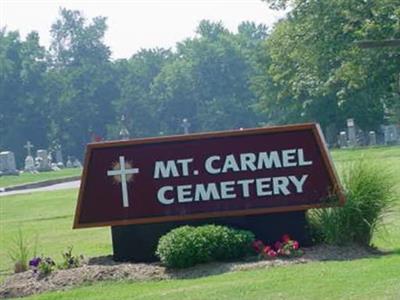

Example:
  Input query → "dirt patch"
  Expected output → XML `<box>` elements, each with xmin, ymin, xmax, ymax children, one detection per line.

<box><xmin>0</xmin><ymin>245</ymin><xmax>382</xmax><ymax>299</ymax></box>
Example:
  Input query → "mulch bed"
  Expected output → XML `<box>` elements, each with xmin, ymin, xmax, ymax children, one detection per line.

<box><xmin>0</xmin><ymin>245</ymin><xmax>383</xmax><ymax>299</ymax></box>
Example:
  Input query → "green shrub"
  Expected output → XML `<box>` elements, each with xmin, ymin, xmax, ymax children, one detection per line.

<box><xmin>58</xmin><ymin>247</ymin><xmax>84</xmax><ymax>270</ymax></box>
<box><xmin>38</xmin><ymin>257</ymin><xmax>56</xmax><ymax>276</ymax></box>
<box><xmin>307</xmin><ymin>160</ymin><xmax>395</xmax><ymax>246</ymax></box>
<box><xmin>156</xmin><ymin>225</ymin><xmax>255</xmax><ymax>268</ymax></box>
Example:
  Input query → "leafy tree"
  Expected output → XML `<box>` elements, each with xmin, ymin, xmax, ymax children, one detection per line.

<box><xmin>3</xmin><ymin>2</ymin><xmax>397</xmax><ymax>165</ymax></box>
<box><xmin>257</xmin><ymin>0</ymin><xmax>400</xmax><ymax>137</ymax></box>
<box><xmin>47</xmin><ymin>8</ymin><xmax>118</xmax><ymax>157</ymax></box>
<box><xmin>151</xmin><ymin>57</ymin><xmax>196</xmax><ymax>134</ymax></box>
<box><xmin>50</xmin><ymin>8</ymin><xmax>110</xmax><ymax>67</ymax></box>
<box><xmin>110</xmin><ymin>49</ymin><xmax>172</xmax><ymax>138</ymax></box>
<box><xmin>152</xmin><ymin>20</ymin><xmax>266</xmax><ymax>134</ymax></box>
<box><xmin>0</xmin><ymin>29</ymin><xmax>49</xmax><ymax>165</ymax></box>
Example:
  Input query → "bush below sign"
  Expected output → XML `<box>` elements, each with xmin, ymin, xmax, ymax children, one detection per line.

<box><xmin>156</xmin><ymin>225</ymin><xmax>255</xmax><ymax>268</ymax></box>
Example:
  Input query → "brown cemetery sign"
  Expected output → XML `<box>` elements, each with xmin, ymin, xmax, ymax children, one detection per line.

<box><xmin>74</xmin><ymin>123</ymin><xmax>344</xmax><ymax>229</ymax></box>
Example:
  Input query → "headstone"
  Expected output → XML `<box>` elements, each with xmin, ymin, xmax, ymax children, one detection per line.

<box><xmin>24</xmin><ymin>155</ymin><xmax>36</xmax><ymax>172</ymax></box>
<box><xmin>0</xmin><ymin>151</ymin><xmax>18</xmax><ymax>175</ymax></box>
<box><xmin>338</xmin><ymin>131</ymin><xmax>347</xmax><ymax>148</ymax></box>
<box><xmin>347</xmin><ymin>118</ymin><xmax>357</xmax><ymax>147</ymax></box>
<box><xmin>119</xmin><ymin>115</ymin><xmax>130</xmax><ymax>140</ymax></box>
<box><xmin>66</xmin><ymin>157</ymin><xmax>73</xmax><ymax>168</ymax></box>
<box><xmin>382</xmin><ymin>125</ymin><xmax>399</xmax><ymax>145</ymax></box>
<box><xmin>51</xmin><ymin>163</ymin><xmax>61</xmax><ymax>171</ymax></box>
<box><xmin>73</xmin><ymin>159</ymin><xmax>82</xmax><ymax>168</ymax></box>
<box><xmin>36</xmin><ymin>149</ymin><xmax>51</xmax><ymax>172</ymax></box>
<box><xmin>55</xmin><ymin>149</ymin><xmax>64</xmax><ymax>168</ymax></box>
<box><xmin>369</xmin><ymin>131</ymin><xmax>377</xmax><ymax>146</ymax></box>
<box><xmin>74</xmin><ymin>123</ymin><xmax>345</xmax><ymax>262</ymax></box>
<box><xmin>181</xmin><ymin>118</ymin><xmax>191</xmax><ymax>135</ymax></box>
<box><xmin>23</xmin><ymin>141</ymin><xmax>36</xmax><ymax>172</ymax></box>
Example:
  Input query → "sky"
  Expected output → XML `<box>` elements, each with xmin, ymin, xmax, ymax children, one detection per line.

<box><xmin>1</xmin><ymin>0</ymin><xmax>287</xmax><ymax>59</ymax></box>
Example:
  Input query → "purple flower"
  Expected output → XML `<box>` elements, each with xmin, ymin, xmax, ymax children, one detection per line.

<box><xmin>29</xmin><ymin>257</ymin><xmax>41</xmax><ymax>268</ymax></box>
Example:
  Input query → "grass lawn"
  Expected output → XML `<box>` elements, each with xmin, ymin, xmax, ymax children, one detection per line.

<box><xmin>0</xmin><ymin>146</ymin><xmax>399</xmax><ymax>299</ymax></box>
<box><xmin>0</xmin><ymin>189</ymin><xmax>111</xmax><ymax>281</ymax></box>
<box><xmin>24</xmin><ymin>255</ymin><xmax>400</xmax><ymax>300</ymax></box>
<box><xmin>0</xmin><ymin>168</ymin><xmax>81</xmax><ymax>188</ymax></box>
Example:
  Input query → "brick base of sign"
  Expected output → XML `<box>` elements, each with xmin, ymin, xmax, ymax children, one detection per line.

<box><xmin>111</xmin><ymin>211</ymin><xmax>311</xmax><ymax>262</ymax></box>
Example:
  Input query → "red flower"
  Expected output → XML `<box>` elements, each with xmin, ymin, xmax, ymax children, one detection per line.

<box><xmin>263</xmin><ymin>245</ymin><xmax>272</xmax><ymax>254</ymax></box>
<box><xmin>252</xmin><ymin>240</ymin><xmax>264</xmax><ymax>252</ymax></box>
<box><xmin>267</xmin><ymin>249</ymin><xmax>277</xmax><ymax>257</ymax></box>
<box><xmin>281</xmin><ymin>234</ymin><xmax>291</xmax><ymax>243</ymax></box>
<box><xmin>293</xmin><ymin>241</ymin><xmax>299</xmax><ymax>250</ymax></box>
<box><xmin>274</xmin><ymin>241</ymin><xmax>282</xmax><ymax>251</ymax></box>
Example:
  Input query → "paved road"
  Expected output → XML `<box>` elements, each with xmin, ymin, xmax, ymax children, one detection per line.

<box><xmin>0</xmin><ymin>180</ymin><xmax>81</xmax><ymax>197</ymax></box>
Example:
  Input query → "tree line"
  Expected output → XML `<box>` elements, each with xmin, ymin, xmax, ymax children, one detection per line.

<box><xmin>1</xmin><ymin>0</ymin><xmax>399</xmax><ymax>165</ymax></box>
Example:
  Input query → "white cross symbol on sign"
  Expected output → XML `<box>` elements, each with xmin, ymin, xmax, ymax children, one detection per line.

<box><xmin>107</xmin><ymin>156</ymin><xmax>139</xmax><ymax>208</ymax></box>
